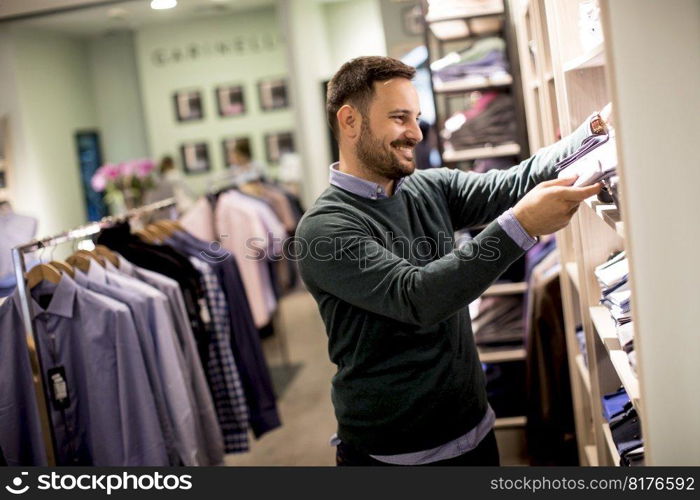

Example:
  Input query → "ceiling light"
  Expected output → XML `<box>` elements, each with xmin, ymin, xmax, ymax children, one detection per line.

<box><xmin>150</xmin><ymin>0</ymin><xmax>177</xmax><ymax>10</ymax></box>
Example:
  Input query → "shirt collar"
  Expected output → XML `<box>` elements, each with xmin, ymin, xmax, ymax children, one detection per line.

<box><xmin>328</xmin><ymin>163</ymin><xmax>406</xmax><ymax>200</ymax></box>
<box><xmin>26</xmin><ymin>273</ymin><xmax>78</xmax><ymax>319</ymax></box>
<box><xmin>86</xmin><ymin>260</ymin><xmax>108</xmax><ymax>285</ymax></box>
<box><xmin>115</xmin><ymin>254</ymin><xmax>136</xmax><ymax>277</ymax></box>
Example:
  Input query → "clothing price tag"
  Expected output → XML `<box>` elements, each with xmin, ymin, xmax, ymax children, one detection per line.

<box><xmin>47</xmin><ymin>366</ymin><xmax>70</xmax><ymax>410</ymax></box>
<box><xmin>199</xmin><ymin>298</ymin><xmax>212</xmax><ymax>325</ymax></box>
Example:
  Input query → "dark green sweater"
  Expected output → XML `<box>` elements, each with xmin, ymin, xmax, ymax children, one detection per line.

<box><xmin>296</xmin><ymin>122</ymin><xmax>591</xmax><ymax>455</ymax></box>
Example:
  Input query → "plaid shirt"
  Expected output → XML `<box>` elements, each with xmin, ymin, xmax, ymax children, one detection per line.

<box><xmin>189</xmin><ymin>257</ymin><xmax>250</xmax><ymax>453</ymax></box>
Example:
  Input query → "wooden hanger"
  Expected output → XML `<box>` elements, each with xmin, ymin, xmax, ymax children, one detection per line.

<box><xmin>66</xmin><ymin>253</ymin><xmax>91</xmax><ymax>273</ymax></box>
<box><xmin>75</xmin><ymin>249</ymin><xmax>105</xmax><ymax>267</ymax></box>
<box><xmin>25</xmin><ymin>263</ymin><xmax>62</xmax><ymax>289</ymax></box>
<box><xmin>50</xmin><ymin>260</ymin><xmax>74</xmax><ymax>278</ymax></box>
<box><xmin>134</xmin><ymin>227</ymin><xmax>159</xmax><ymax>243</ymax></box>
<box><xmin>146</xmin><ymin>223</ymin><xmax>171</xmax><ymax>241</ymax></box>
<box><xmin>94</xmin><ymin>245</ymin><xmax>119</xmax><ymax>268</ymax></box>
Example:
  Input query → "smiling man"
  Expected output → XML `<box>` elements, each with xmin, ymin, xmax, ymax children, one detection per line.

<box><xmin>296</xmin><ymin>56</ymin><xmax>606</xmax><ymax>466</ymax></box>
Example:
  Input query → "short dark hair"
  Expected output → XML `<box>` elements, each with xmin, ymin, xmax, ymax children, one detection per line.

<box><xmin>326</xmin><ymin>56</ymin><xmax>416</xmax><ymax>139</ymax></box>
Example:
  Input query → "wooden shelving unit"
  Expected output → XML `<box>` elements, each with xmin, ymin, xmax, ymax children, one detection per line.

<box><xmin>443</xmin><ymin>142</ymin><xmax>521</xmax><ymax>162</ymax></box>
<box><xmin>511</xmin><ymin>0</ymin><xmax>700</xmax><ymax>466</ymax></box>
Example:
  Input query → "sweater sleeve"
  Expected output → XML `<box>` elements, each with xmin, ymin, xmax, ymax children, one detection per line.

<box><xmin>442</xmin><ymin>117</ymin><xmax>596</xmax><ymax>229</ymax></box>
<box><xmin>297</xmin><ymin>211</ymin><xmax>525</xmax><ymax>328</ymax></box>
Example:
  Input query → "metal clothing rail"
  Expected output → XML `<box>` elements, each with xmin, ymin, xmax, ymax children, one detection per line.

<box><xmin>10</xmin><ymin>197</ymin><xmax>176</xmax><ymax>466</ymax></box>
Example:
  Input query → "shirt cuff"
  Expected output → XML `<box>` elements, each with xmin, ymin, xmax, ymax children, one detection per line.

<box><xmin>497</xmin><ymin>209</ymin><xmax>538</xmax><ymax>251</ymax></box>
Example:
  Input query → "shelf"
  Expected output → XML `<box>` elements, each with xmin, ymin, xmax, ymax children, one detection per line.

<box><xmin>564</xmin><ymin>262</ymin><xmax>580</xmax><ymax>292</ymax></box>
<box><xmin>494</xmin><ymin>416</ymin><xmax>526</xmax><ymax>429</ymax></box>
<box><xmin>589</xmin><ymin>306</ymin><xmax>621</xmax><ymax>350</ymax></box>
<box><xmin>478</xmin><ymin>347</ymin><xmax>526</xmax><ymax>363</ymax></box>
<box><xmin>544</xmin><ymin>71</ymin><xmax>554</xmax><ymax>82</ymax></box>
<box><xmin>589</xmin><ymin>307</ymin><xmax>641</xmax><ymax>409</ymax></box>
<box><xmin>427</xmin><ymin>8</ymin><xmax>504</xmax><ymax>24</ymax></box>
<box><xmin>433</xmin><ymin>74</ymin><xmax>513</xmax><ymax>93</ymax></box>
<box><xmin>583</xmin><ymin>196</ymin><xmax>625</xmax><ymax>239</ymax></box>
<box><xmin>529</xmin><ymin>79</ymin><xmax>540</xmax><ymax>91</ymax></box>
<box><xmin>483</xmin><ymin>281</ymin><xmax>528</xmax><ymax>296</ymax></box>
<box><xmin>575</xmin><ymin>354</ymin><xmax>591</xmax><ymax>393</ymax></box>
<box><xmin>601</xmin><ymin>422</ymin><xmax>621</xmax><ymax>464</ymax></box>
<box><xmin>443</xmin><ymin>142</ymin><xmax>521</xmax><ymax>162</ymax></box>
<box><xmin>563</xmin><ymin>43</ymin><xmax>605</xmax><ymax>72</ymax></box>
<box><xmin>584</xmin><ymin>445</ymin><xmax>598</xmax><ymax>466</ymax></box>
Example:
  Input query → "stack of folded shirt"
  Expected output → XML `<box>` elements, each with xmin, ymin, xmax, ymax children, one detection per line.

<box><xmin>442</xmin><ymin>92</ymin><xmax>517</xmax><ymax>149</ymax></box>
<box><xmin>427</xmin><ymin>0</ymin><xmax>504</xmax><ymax>22</ymax></box>
<box><xmin>595</xmin><ymin>252</ymin><xmax>639</xmax><ymax>372</ymax></box>
<box><xmin>594</xmin><ymin>251</ymin><xmax>631</xmax><ymax>325</ymax></box>
<box><xmin>601</xmin><ymin>388</ymin><xmax>644</xmax><ymax>465</ymax></box>
<box><xmin>471</xmin><ymin>295</ymin><xmax>525</xmax><ymax>349</ymax></box>
<box><xmin>431</xmin><ymin>37</ymin><xmax>511</xmax><ymax>87</ymax></box>
<box><xmin>556</xmin><ymin>130</ymin><xmax>617</xmax><ymax>187</ymax></box>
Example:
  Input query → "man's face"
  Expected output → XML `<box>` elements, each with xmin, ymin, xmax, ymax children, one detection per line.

<box><xmin>354</xmin><ymin>78</ymin><xmax>423</xmax><ymax>180</ymax></box>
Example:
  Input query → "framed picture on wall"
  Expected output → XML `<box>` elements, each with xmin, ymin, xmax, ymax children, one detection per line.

<box><xmin>265</xmin><ymin>132</ymin><xmax>295</xmax><ymax>164</ymax></box>
<box><xmin>258</xmin><ymin>78</ymin><xmax>289</xmax><ymax>111</ymax></box>
<box><xmin>173</xmin><ymin>89</ymin><xmax>204</xmax><ymax>122</ymax></box>
<box><xmin>180</xmin><ymin>141</ymin><xmax>211</xmax><ymax>174</ymax></box>
<box><xmin>222</xmin><ymin>136</ymin><xmax>252</xmax><ymax>168</ymax></box>
<box><xmin>216</xmin><ymin>85</ymin><xmax>246</xmax><ymax>117</ymax></box>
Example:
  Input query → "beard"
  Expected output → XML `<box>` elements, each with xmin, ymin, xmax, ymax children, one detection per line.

<box><xmin>355</xmin><ymin>120</ymin><xmax>416</xmax><ymax>181</ymax></box>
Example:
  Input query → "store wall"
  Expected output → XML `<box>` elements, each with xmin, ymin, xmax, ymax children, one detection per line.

<box><xmin>88</xmin><ymin>31</ymin><xmax>149</xmax><ymax>164</ymax></box>
<box><xmin>9</xmin><ymin>29</ymin><xmax>97</xmax><ymax>236</ymax></box>
<box><xmin>135</xmin><ymin>6</ymin><xmax>294</xmax><ymax>195</ymax></box>
<box><xmin>378</xmin><ymin>0</ymin><xmax>423</xmax><ymax>59</ymax></box>
<box><xmin>323</xmin><ymin>0</ymin><xmax>387</xmax><ymax>68</ymax></box>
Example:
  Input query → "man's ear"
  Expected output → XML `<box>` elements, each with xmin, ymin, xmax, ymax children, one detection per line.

<box><xmin>337</xmin><ymin>104</ymin><xmax>361</xmax><ymax>140</ymax></box>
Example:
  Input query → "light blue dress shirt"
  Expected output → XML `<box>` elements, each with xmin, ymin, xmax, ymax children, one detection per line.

<box><xmin>101</xmin><ymin>258</ymin><xmax>206</xmax><ymax>466</ymax></box>
<box><xmin>113</xmin><ymin>256</ymin><xmax>225</xmax><ymax>466</ymax></box>
<box><xmin>72</xmin><ymin>265</ymin><xmax>179</xmax><ymax>465</ymax></box>
<box><xmin>0</xmin><ymin>294</ymin><xmax>48</xmax><ymax>465</ymax></box>
<box><xmin>3</xmin><ymin>275</ymin><xmax>168</xmax><ymax>465</ymax></box>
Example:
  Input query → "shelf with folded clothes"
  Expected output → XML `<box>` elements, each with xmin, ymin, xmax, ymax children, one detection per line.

<box><xmin>478</xmin><ymin>347</ymin><xmax>526</xmax><ymax>363</ymax></box>
<box><xmin>443</xmin><ymin>142</ymin><xmax>521</xmax><ymax>162</ymax></box>
<box><xmin>426</xmin><ymin>7</ymin><xmax>505</xmax><ymax>25</ymax></box>
<box><xmin>601</xmin><ymin>422</ymin><xmax>621</xmax><ymax>464</ymax></box>
<box><xmin>428</xmin><ymin>10</ymin><xmax>505</xmax><ymax>42</ymax></box>
<box><xmin>582</xmin><ymin>196</ymin><xmax>625</xmax><ymax>239</ymax></box>
<box><xmin>482</xmin><ymin>281</ymin><xmax>528</xmax><ymax>296</ymax></box>
<box><xmin>433</xmin><ymin>74</ymin><xmax>513</xmax><ymax>93</ymax></box>
<box><xmin>589</xmin><ymin>306</ymin><xmax>640</xmax><ymax>411</ymax></box>
<box><xmin>563</xmin><ymin>42</ymin><xmax>605</xmax><ymax>73</ymax></box>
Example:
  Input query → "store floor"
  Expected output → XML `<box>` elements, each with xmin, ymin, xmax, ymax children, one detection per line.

<box><xmin>225</xmin><ymin>289</ymin><xmax>337</xmax><ymax>466</ymax></box>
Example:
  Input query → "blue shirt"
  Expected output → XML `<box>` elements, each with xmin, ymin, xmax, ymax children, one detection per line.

<box><xmin>1</xmin><ymin>275</ymin><xmax>168</xmax><ymax>465</ymax></box>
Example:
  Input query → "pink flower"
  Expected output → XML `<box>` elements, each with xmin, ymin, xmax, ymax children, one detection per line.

<box><xmin>91</xmin><ymin>170</ymin><xmax>107</xmax><ymax>192</ymax></box>
<box><xmin>101</xmin><ymin>163</ymin><xmax>121</xmax><ymax>181</ymax></box>
<box><xmin>134</xmin><ymin>158</ymin><xmax>156</xmax><ymax>179</ymax></box>
<box><xmin>120</xmin><ymin>160</ymin><xmax>136</xmax><ymax>177</ymax></box>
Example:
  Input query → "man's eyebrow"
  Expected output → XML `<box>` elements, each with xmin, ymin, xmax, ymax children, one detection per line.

<box><xmin>388</xmin><ymin>109</ymin><xmax>422</xmax><ymax>116</ymax></box>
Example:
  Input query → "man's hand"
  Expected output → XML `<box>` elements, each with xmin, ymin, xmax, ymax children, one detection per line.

<box><xmin>512</xmin><ymin>177</ymin><xmax>602</xmax><ymax>237</ymax></box>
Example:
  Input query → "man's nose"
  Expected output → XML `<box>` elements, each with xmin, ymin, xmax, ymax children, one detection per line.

<box><xmin>406</xmin><ymin>120</ymin><xmax>423</xmax><ymax>143</ymax></box>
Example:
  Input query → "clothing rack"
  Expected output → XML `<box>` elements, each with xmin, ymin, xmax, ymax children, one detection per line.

<box><xmin>10</xmin><ymin>197</ymin><xmax>176</xmax><ymax>466</ymax></box>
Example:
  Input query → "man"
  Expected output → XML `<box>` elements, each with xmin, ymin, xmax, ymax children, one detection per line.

<box><xmin>296</xmin><ymin>56</ymin><xmax>607</xmax><ymax>466</ymax></box>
